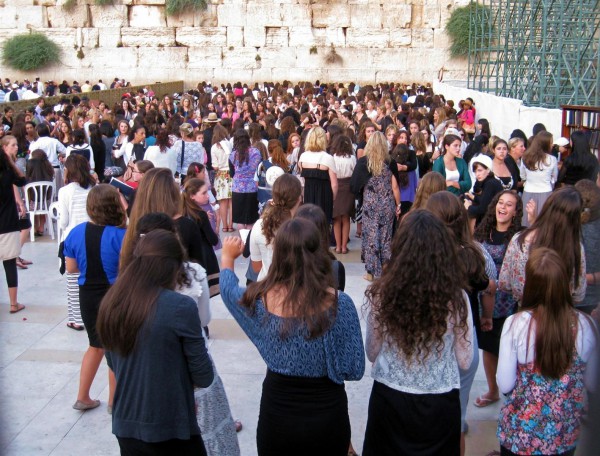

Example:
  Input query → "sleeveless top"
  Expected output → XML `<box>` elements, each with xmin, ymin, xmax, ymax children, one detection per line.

<box><xmin>481</xmin><ymin>229</ymin><xmax>518</xmax><ymax>318</ymax></box>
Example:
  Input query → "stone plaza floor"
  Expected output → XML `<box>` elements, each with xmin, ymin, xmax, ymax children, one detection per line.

<box><xmin>1</xmin><ymin>231</ymin><xmax>504</xmax><ymax>456</ymax></box>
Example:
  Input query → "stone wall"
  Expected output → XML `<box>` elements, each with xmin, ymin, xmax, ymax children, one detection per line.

<box><xmin>0</xmin><ymin>0</ymin><xmax>469</xmax><ymax>86</ymax></box>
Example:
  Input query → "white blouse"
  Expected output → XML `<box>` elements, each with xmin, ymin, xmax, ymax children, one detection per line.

<box><xmin>522</xmin><ymin>154</ymin><xmax>558</xmax><ymax>193</ymax></box>
<box><xmin>333</xmin><ymin>155</ymin><xmax>357</xmax><ymax>179</ymax></box>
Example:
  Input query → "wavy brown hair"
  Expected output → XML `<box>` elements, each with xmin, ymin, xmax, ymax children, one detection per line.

<box><xmin>411</xmin><ymin>171</ymin><xmax>446</xmax><ymax>210</ymax></box>
<box><xmin>474</xmin><ymin>190</ymin><xmax>523</xmax><ymax>246</ymax></box>
<box><xmin>86</xmin><ymin>184</ymin><xmax>126</xmax><ymax>228</ymax></box>
<box><xmin>120</xmin><ymin>168</ymin><xmax>181</xmax><ymax>270</ymax></box>
<box><xmin>242</xmin><ymin>217</ymin><xmax>336</xmax><ymax>339</ymax></box>
<box><xmin>575</xmin><ymin>179</ymin><xmax>600</xmax><ymax>225</ymax></box>
<box><xmin>97</xmin><ymin>230</ymin><xmax>185</xmax><ymax>356</ymax></box>
<box><xmin>261</xmin><ymin>174</ymin><xmax>301</xmax><ymax>244</ymax></box>
<box><xmin>267</xmin><ymin>139</ymin><xmax>290</xmax><ymax>171</ymax></box>
<box><xmin>365</xmin><ymin>210</ymin><xmax>469</xmax><ymax>361</ymax></box>
<box><xmin>518</xmin><ymin>186</ymin><xmax>583</xmax><ymax>289</ymax></box>
<box><xmin>524</xmin><ymin>131</ymin><xmax>553</xmax><ymax>171</ymax></box>
<box><xmin>426</xmin><ymin>192</ymin><xmax>487</xmax><ymax>286</ymax></box>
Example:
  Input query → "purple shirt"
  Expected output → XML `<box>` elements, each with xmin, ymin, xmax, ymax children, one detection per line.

<box><xmin>230</xmin><ymin>147</ymin><xmax>261</xmax><ymax>193</ymax></box>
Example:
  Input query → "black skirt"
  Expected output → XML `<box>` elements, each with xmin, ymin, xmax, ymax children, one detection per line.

<box><xmin>478</xmin><ymin>317</ymin><xmax>507</xmax><ymax>356</ymax></box>
<box><xmin>257</xmin><ymin>370</ymin><xmax>350</xmax><ymax>456</ymax></box>
<box><xmin>79</xmin><ymin>283</ymin><xmax>111</xmax><ymax>349</ymax></box>
<box><xmin>363</xmin><ymin>381</ymin><xmax>460</xmax><ymax>456</ymax></box>
<box><xmin>232</xmin><ymin>191</ymin><xmax>259</xmax><ymax>225</ymax></box>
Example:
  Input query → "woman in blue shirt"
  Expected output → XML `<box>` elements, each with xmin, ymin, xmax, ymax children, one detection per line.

<box><xmin>64</xmin><ymin>184</ymin><xmax>127</xmax><ymax>412</ymax></box>
<box><xmin>220</xmin><ymin>219</ymin><xmax>365</xmax><ymax>456</ymax></box>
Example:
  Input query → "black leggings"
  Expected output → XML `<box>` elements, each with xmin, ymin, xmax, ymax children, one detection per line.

<box><xmin>3</xmin><ymin>258</ymin><xmax>17</xmax><ymax>288</ymax></box>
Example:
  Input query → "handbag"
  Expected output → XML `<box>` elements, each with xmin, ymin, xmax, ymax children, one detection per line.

<box><xmin>463</xmin><ymin>123</ymin><xmax>476</xmax><ymax>134</ymax></box>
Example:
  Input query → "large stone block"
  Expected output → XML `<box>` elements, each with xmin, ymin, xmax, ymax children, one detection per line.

<box><xmin>265</xmin><ymin>27</ymin><xmax>288</xmax><ymax>47</ymax></box>
<box><xmin>412</xmin><ymin>28</ymin><xmax>434</xmax><ymax>48</ymax></box>
<box><xmin>121</xmin><ymin>27</ymin><xmax>176</xmax><ymax>47</ymax></box>
<box><xmin>89</xmin><ymin>5</ymin><xmax>128</xmax><ymax>27</ymax></box>
<box><xmin>433</xmin><ymin>28</ymin><xmax>449</xmax><ymax>49</ymax></box>
<box><xmin>288</xmin><ymin>26</ymin><xmax>316</xmax><ymax>47</ymax></box>
<box><xmin>280</xmin><ymin>4</ymin><xmax>311</xmax><ymax>27</ymax></box>
<box><xmin>14</xmin><ymin>6</ymin><xmax>49</xmax><ymax>28</ymax></box>
<box><xmin>47</xmin><ymin>5</ymin><xmax>87</xmax><ymax>28</ymax></box>
<box><xmin>97</xmin><ymin>27</ymin><xmax>122</xmax><ymax>47</ymax></box>
<box><xmin>132</xmin><ymin>0</ymin><xmax>165</xmax><ymax>4</ymax></box>
<box><xmin>79</xmin><ymin>27</ymin><xmax>99</xmax><ymax>48</ymax></box>
<box><xmin>370</xmin><ymin>48</ymin><xmax>409</xmax><ymax>70</ymax></box>
<box><xmin>346</xmin><ymin>28</ymin><xmax>389</xmax><ymax>48</ymax></box>
<box><xmin>422</xmin><ymin>5</ymin><xmax>441</xmax><ymax>28</ymax></box>
<box><xmin>195</xmin><ymin>5</ymin><xmax>218</xmax><ymax>26</ymax></box>
<box><xmin>213</xmin><ymin>67</ymin><xmax>258</xmax><ymax>84</ymax></box>
<box><xmin>217</xmin><ymin>4</ymin><xmax>246</xmax><ymax>27</ymax></box>
<box><xmin>312</xmin><ymin>4</ymin><xmax>350</xmax><ymax>28</ymax></box>
<box><xmin>34</xmin><ymin>28</ymin><xmax>76</xmax><ymax>47</ymax></box>
<box><xmin>350</xmin><ymin>4</ymin><xmax>382</xmax><ymax>29</ymax></box>
<box><xmin>165</xmin><ymin>11</ymin><xmax>195</xmax><ymax>27</ymax></box>
<box><xmin>324</xmin><ymin>68</ymin><xmax>377</xmax><ymax>84</ymax></box>
<box><xmin>294</xmin><ymin>47</ymin><xmax>330</xmax><ymax>69</ymax></box>
<box><xmin>129</xmin><ymin>5</ymin><xmax>166</xmax><ymax>27</ymax></box>
<box><xmin>312</xmin><ymin>27</ymin><xmax>346</xmax><ymax>47</ymax></box>
<box><xmin>389</xmin><ymin>28</ymin><xmax>412</xmax><ymax>47</ymax></box>
<box><xmin>222</xmin><ymin>47</ymin><xmax>260</xmax><ymax>70</ymax></box>
<box><xmin>246</xmin><ymin>4</ymin><xmax>282</xmax><ymax>26</ymax></box>
<box><xmin>176</xmin><ymin>27</ymin><xmax>227</xmax><ymax>47</ymax></box>
<box><xmin>137</xmin><ymin>47</ymin><xmax>188</xmax><ymax>69</ymax></box>
<box><xmin>226</xmin><ymin>26</ymin><xmax>244</xmax><ymax>47</ymax></box>
<box><xmin>381</xmin><ymin>4</ymin><xmax>411</xmax><ymax>29</ymax></box>
<box><xmin>244</xmin><ymin>25</ymin><xmax>265</xmax><ymax>48</ymax></box>
<box><xmin>187</xmin><ymin>46</ymin><xmax>223</xmax><ymax>69</ymax></box>
<box><xmin>259</xmin><ymin>46</ymin><xmax>295</xmax><ymax>68</ymax></box>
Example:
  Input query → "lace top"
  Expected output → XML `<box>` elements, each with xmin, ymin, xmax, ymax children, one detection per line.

<box><xmin>366</xmin><ymin>290</ymin><xmax>474</xmax><ymax>394</ymax></box>
<box><xmin>219</xmin><ymin>269</ymin><xmax>365</xmax><ymax>384</ymax></box>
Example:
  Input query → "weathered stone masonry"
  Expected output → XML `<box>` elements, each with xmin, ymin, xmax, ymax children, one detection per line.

<box><xmin>0</xmin><ymin>0</ymin><xmax>469</xmax><ymax>85</ymax></box>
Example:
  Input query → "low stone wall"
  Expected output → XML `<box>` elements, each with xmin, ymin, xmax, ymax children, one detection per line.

<box><xmin>0</xmin><ymin>0</ymin><xmax>469</xmax><ymax>85</ymax></box>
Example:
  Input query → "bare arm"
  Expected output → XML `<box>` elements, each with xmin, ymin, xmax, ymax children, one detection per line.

<box><xmin>329</xmin><ymin>167</ymin><xmax>338</xmax><ymax>200</ymax></box>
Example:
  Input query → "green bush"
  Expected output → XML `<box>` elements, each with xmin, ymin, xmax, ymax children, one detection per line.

<box><xmin>2</xmin><ymin>33</ymin><xmax>60</xmax><ymax>71</ymax></box>
<box><xmin>166</xmin><ymin>0</ymin><xmax>207</xmax><ymax>16</ymax></box>
<box><xmin>446</xmin><ymin>3</ymin><xmax>492</xmax><ymax>58</ymax></box>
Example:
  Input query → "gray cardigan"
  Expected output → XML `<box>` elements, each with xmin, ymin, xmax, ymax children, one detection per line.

<box><xmin>106</xmin><ymin>288</ymin><xmax>214</xmax><ymax>442</ymax></box>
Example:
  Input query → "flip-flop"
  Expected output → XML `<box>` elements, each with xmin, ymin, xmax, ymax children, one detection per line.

<box><xmin>474</xmin><ymin>395</ymin><xmax>500</xmax><ymax>408</ymax></box>
<box><xmin>18</xmin><ymin>257</ymin><xmax>33</xmax><ymax>265</ymax></box>
<box><xmin>10</xmin><ymin>303</ymin><xmax>25</xmax><ymax>314</ymax></box>
<box><xmin>341</xmin><ymin>249</ymin><xmax>349</xmax><ymax>254</ymax></box>
<box><xmin>16</xmin><ymin>260</ymin><xmax>28</xmax><ymax>270</ymax></box>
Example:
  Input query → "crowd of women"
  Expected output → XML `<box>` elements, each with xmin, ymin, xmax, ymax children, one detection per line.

<box><xmin>1</xmin><ymin>79</ymin><xmax>599</xmax><ymax>456</ymax></box>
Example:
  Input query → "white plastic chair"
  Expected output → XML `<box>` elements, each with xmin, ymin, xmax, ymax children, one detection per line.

<box><xmin>24</xmin><ymin>181</ymin><xmax>55</xmax><ymax>242</ymax></box>
<box><xmin>49</xmin><ymin>201</ymin><xmax>61</xmax><ymax>245</ymax></box>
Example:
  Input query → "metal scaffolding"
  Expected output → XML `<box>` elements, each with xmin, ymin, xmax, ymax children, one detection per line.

<box><xmin>467</xmin><ymin>0</ymin><xmax>600</xmax><ymax>108</ymax></box>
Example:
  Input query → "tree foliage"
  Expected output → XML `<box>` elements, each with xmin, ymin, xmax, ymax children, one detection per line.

<box><xmin>166</xmin><ymin>0</ymin><xmax>207</xmax><ymax>16</ymax></box>
<box><xmin>446</xmin><ymin>3</ymin><xmax>492</xmax><ymax>58</ymax></box>
<box><xmin>2</xmin><ymin>33</ymin><xmax>60</xmax><ymax>71</ymax></box>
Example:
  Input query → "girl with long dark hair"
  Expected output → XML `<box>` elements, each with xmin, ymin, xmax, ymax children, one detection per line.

<box><xmin>230</xmin><ymin>129</ymin><xmax>261</xmax><ymax>229</ymax></box>
<box><xmin>97</xmin><ymin>229</ymin><xmax>214</xmax><ymax>454</ymax></box>
<box><xmin>219</xmin><ymin>220</ymin><xmax>364</xmax><ymax>455</ymax></box>
<box><xmin>363</xmin><ymin>209</ymin><xmax>473</xmax><ymax>455</ymax></box>
<box><xmin>496</xmin><ymin>248</ymin><xmax>597</xmax><ymax>456</ymax></box>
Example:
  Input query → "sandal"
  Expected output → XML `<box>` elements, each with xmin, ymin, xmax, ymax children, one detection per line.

<box><xmin>474</xmin><ymin>394</ymin><xmax>500</xmax><ymax>408</ymax></box>
<box><xmin>16</xmin><ymin>259</ymin><xmax>28</xmax><ymax>269</ymax></box>
<box><xmin>10</xmin><ymin>303</ymin><xmax>25</xmax><ymax>314</ymax></box>
<box><xmin>67</xmin><ymin>322</ymin><xmax>85</xmax><ymax>331</ymax></box>
<box><xmin>18</xmin><ymin>257</ymin><xmax>33</xmax><ymax>265</ymax></box>
<box><xmin>341</xmin><ymin>249</ymin><xmax>349</xmax><ymax>254</ymax></box>
<box><xmin>363</xmin><ymin>273</ymin><xmax>373</xmax><ymax>282</ymax></box>
<box><xmin>355</xmin><ymin>232</ymin><xmax>362</xmax><ymax>238</ymax></box>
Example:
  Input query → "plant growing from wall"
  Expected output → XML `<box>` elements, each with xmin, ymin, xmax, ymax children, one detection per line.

<box><xmin>309</xmin><ymin>46</ymin><xmax>318</xmax><ymax>55</ymax></box>
<box><xmin>2</xmin><ymin>33</ymin><xmax>60</xmax><ymax>71</ymax></box>
<box><xmin>446</xmin><ymin>3</ymin><xmax>492</xmax><ymax>58</ymax></box>
<box><xmin>324</xmin><ymin>45</ymin><xmax>342</xmax><ymax>65</ymax></box>
<box><xmin>166</xmin><ymin>0</ymin><xmax>207</xmax><ymax>16</ymax></box>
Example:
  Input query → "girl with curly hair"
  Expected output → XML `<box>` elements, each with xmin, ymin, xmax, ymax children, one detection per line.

<box><xmin>472</xmin><ymin>190</ymin><xmax>523</xmax><ymax>409</ymax></box>
<box><xmin>249</xmin><ymin>174</ymin><xmax>302</xmax><ymax>281</ymax></box>
<box><xmin>363</xmin><ymin>209</ymin><xmax>473</xmax><ymax>456</ymax></box>
<box><xmin>426</xmin><ymin>191</ymin><xmax>497</xmax><ymax>455</ymax></box>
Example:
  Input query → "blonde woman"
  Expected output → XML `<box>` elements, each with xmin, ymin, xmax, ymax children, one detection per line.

<box><xmin>298</xmin><ymin>126</ymin><xmax>338</xmax><ymax>222</ymax></box>
<box><xmin>350</xmin><ymin>132</ymin><xmax>400</xmax><ymax>281</ymax></box>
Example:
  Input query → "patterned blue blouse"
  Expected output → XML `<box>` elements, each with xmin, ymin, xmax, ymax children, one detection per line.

<box><xmin>220</xmin><ymin>269</ymin><xmax>365</xmax><ymax>384</ymax></box>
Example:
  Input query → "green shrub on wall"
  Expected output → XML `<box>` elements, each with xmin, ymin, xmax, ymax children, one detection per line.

<box><xmin>2</xmin><ymin>33</ymin><xmax>60</xmax><ymax>71</ymax></box>
<box><xmin>446</xmin><ymin>3</ymin><xmax>492</xmax><ymax>58</ymax></box>
<box><xmin>166</xmin><ymin>0</ymin><xmax>207</xmax><ymax>16</ymax></box>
